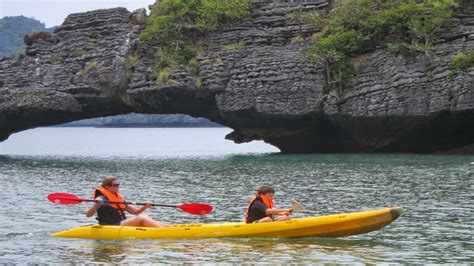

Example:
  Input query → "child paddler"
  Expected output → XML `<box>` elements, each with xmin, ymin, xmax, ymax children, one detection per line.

<box><xmin>245</xmin><ymin>185</ymin><xmax>293</xmax><ymax>223</ymax></box>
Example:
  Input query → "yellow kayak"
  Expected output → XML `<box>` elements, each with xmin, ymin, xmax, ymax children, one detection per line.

<box><xmin>53</xmin><ymin>207</ymin><xmax>402</xmax><ymax>240</ymax></box>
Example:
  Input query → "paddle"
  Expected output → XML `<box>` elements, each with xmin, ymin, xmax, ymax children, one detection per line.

<box><xmin>47</xmin><ymin>192</ymin><xmax>213</xmax><ymax>215</ymax></box>
<box><xmin>291</xmin><ymin>199</ymin><xmax>305</xmax><ymax>212</ymax></box>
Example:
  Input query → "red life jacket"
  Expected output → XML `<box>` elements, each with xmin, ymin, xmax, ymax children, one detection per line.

<box><xmin>244</xmin><ymin>195</ymin><xmax>274</xmax><ymax>223</ymax></box>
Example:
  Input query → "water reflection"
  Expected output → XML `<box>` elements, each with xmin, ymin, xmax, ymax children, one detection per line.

<box><xmin>57</xmin><ymin>237</ymin><xmax>396</xmax><ymax>264</ymax></box>
<box><xmin>90</xmin><ymin>242</ymin><xmax>128</xmax><ymax>263</ymax></box>
<box><xmin>58</xmin><ymin>240</ymin><xmax>130</xmax><ymax>263</ymax></box>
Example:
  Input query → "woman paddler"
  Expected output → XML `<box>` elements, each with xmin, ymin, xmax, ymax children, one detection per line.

<box><xmin>86</xmin><ymin>176</ymin><xmax>169</xmax><ymax>227</ymax></box>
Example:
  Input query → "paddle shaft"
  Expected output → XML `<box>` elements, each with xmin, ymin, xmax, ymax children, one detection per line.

<box><xmin>47</xmin><ymin>192</ymin><xmax>213</xmax><ymax>215</ymax></box>
<box><xmin>84</xmin><ymin>199</ymin><xmax>177</xmax><ymax>208</ymax></box>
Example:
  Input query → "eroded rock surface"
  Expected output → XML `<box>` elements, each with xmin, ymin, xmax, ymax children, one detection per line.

<box><xmin>0</xmin><ymin>1</ymin><xmax>473</xmax><ymax>153</ymax></box>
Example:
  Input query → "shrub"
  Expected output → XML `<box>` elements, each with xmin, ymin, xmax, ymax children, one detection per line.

<box><xmin>124</xmin><ymin>54</ymin><xmax>139</xmax><ymax>80</ymax></box>
<box><xmin>195</xmin><ymin>77</ymin><xmax>203</xmax><ymax>88</ymax></box>
<box><xmin>448</xmin><ymin>49</ymin><xmax>474</xmax><ymax>79</ymax></box>
<box><xmin>287</xmin><ymin>5</ymin><xmax>307</xmax><ymax>33</ymax></box>
<box><xmin>140</xmin><ymin>0</ymin><xmax>251</xmax><ymax>81</ymax></box>
<box><xmin>187</xmin><ymin>58</ymin><xmax>200</xmax><ymax>75</ymax></box>
<box><xmin>127</xmin><ymin>54</ymin><xmax>139</xmax><ymax>66</ymax></box>
<box><xmin>307</xmin><ymin>0</ymin><xmax>456</xmax><ymax>93</ymax></box>
<box><xmin>88</xmin><ymin>32</ymin><xmax>99</xmax><ymax>38</ymax></box>
<box><xmin>85</xmin><ymin>60</ymin><xmax>98</xmax><ymax>72</ymax></box>
<box><xmin>156</xmin><ymin>67</ymin><xmax>174</xmax><ymax>85</ymax></box>
<box><xmin>47</xmin><ymin>55</ymin><xmax>62</xmax><ymax>63</ymax></box>
<box><xmin>23</xmin><ymin>31</ymin><xmax>54</xmax><ymax>46</ymax></box>
<box><xmin>223</xmin><ymin>41</ymin><xmax>245</xmax><ymax>51</ymax></box>
<box><xmin>70</xmin><ymin>49</ymin><xmax>84</xmax><ymax>58</ymax></box>
<box><xmin>291</xmin><ymin>35</ymin><xmax>304</xmax><ymax>43</ymax></box>
<box><xmin>352</xmin><ymin>55</ymin><xmax>368</xmax><ymax>72</ymax></box>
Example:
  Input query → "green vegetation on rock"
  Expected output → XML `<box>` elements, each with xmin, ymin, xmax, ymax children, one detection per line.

<box><xmin>47</xmin><ymin>55</ymin><xmax>62</xmax><ymax>63</ymax></box>
<box><xmin>291</xmin><ymin>35</ymin><xmax>305</xmax><ymax>43</ymax></box>
<box><xmin>70</xmin><ymin>49</ymin><xmax>84</xmax><ymax>58</ymax></box>
<box><xmin>139</xmin><ymin>0</ymin><xmax>251</xmax><ymax>85</ymax></box>
<box><xmin>448</xmin><ymin>49</ymin><xmax>474</xmax><ymax>79</ymax></box>
<box><xmin>223</xmin><ymin>41</ymin><xmax>245</xmax><ymax>51</ymax></box>
<box><xmin>84</xmin><ymin>60</ymin><xmax>97</xmax><ymax>72</ymax></box>
<box><xmin>156</xmin><ymin>67</ymin><xmax>174</xmax><ymax>85</ymax></box>
<box><xmin>88</xmin><ymin>31</ymin><xmax>100</xmax><ymax>38</ymax></box>
<box><xmin>305</xmin><ymin>0</ymin><xmax>456</xmax><ymax>95</ymax></box>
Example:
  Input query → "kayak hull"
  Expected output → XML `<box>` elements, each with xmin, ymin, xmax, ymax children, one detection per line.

<box><xmin>53</xmin><ymin>207</ymin><xmax>402</xmax><ymax>240</ymax></box>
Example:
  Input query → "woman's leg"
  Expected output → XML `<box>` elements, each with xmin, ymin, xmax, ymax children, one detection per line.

<box><xmin>258</xmin><ymin>215</ymin><xmax>289</xmax><ymax>223</ymax></box>
<box><xmin>257</xmin><ymin>217</ymin><xmax>273</xmax><ymax>223</ymax></box>
<box><xmin>275</xmin><ymin>214</ymin><xmax>290</xmax><ymax>221</ymax></box>
<box><xmin>121</xmin><ymin>214</ymin><xmax>170</xmax><ymax>227</ymax></box>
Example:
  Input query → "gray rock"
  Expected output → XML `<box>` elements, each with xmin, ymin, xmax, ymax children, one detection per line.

<box><xmin>0</xmin><ymin>1</ymin><xmax>473</xmax><ymax>153</ymax></box>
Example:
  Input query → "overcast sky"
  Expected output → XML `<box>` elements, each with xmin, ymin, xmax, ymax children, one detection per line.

<box><xmin>0</xmin><ymin>0</ymin><xmax>155</xmax><ymax>27</ymax></box>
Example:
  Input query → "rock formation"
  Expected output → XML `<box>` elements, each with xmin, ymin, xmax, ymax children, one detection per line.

<box><xmin>0</xmin><ymin>0</ymin><xmax>473</xmax><ymax>153</ymax></box>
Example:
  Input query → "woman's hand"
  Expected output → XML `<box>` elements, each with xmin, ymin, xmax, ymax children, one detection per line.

<box><xmin>95</xmin><ymin>197</ymin><xmax>104</xmax><ymax>206</ymax></box>
<box><xmin>86</xmin><ymin>197</ymin><xmax>104</xmax><ymax>217</ymax></box>
<box><xmin>144</xmin><ymin>201</ymin><xmax>152</xmax><ymax>209</ymax></box>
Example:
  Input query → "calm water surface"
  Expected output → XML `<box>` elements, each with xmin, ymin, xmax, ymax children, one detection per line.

<box><xmin>0</xmin><ymin>127</ymin><xmax>473</xmax><ymax>263</ymax></box>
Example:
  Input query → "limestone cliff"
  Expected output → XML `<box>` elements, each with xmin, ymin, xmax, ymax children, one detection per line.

<box><xmin>0</xmin><ymin>0</ymin><xmax>473</xmax><ymax>153</ymax></box>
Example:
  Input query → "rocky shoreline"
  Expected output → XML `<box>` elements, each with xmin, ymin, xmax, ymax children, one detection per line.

<box><xmin>58</xmin><ymin>113</ymin><xmax>221</xmax><ymax>127</ymax></box>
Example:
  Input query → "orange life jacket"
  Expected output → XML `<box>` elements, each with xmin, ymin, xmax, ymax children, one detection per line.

<box><xmin>244</xmin><ymin>195</ymin><xmax>274</xmax><ymax>223</ymax></box>
<box><xmin>94</xmin><ymin>187</ymin><xmax>126</xmax><ymax>211</ymax></box>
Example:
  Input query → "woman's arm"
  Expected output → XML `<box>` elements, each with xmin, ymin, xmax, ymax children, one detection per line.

<box><xmin>265</xmin><ymin>208</ymin><xmax>293</xmax><ymax>216</ymax></box>
<box><xmin>85</xmin><ymin>197</ymin><xmax>104</xmax><ymax>217</ymax></box>
<box><xmin>125</xmin><ymin>201</ymin><xmax>151</xmax><ymax>215</ymax></box>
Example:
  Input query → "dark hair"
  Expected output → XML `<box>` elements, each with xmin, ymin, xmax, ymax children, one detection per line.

<box><xmin>102</xmin><ymin>176</ymin><xmax>118</xmax><ymax>187</ymax></box>
<box><xmin>257</xmin><ymin>185</ymin><xmax>275</xmax><ymax>195</ymax></box>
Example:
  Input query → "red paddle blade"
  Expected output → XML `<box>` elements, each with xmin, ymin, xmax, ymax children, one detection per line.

<box><xmin>177</xmin><ymin>203</ymin><xmax>213</xmax><ymax>215</ymax></box>
<box><xmin>47</xmin><ymin>192</ymin><xmax>86</xmax><ymax>205</ymax></box>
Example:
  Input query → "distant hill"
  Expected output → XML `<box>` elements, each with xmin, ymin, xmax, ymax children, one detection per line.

<box><xmin>60</xmin><ymin>113</ymin><xmax>222</xmax><ymax>127</ymax></box>
<box><xmin>0</xmin><ymin>16</ymin><xmax>53</xmax><ymax>57</ymax></box>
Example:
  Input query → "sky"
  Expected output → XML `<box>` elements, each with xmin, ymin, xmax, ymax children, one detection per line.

<box><xmin>0</xmin><ymin>0</ymin><xmax>155</xmax><ymax>27</ymax></box>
